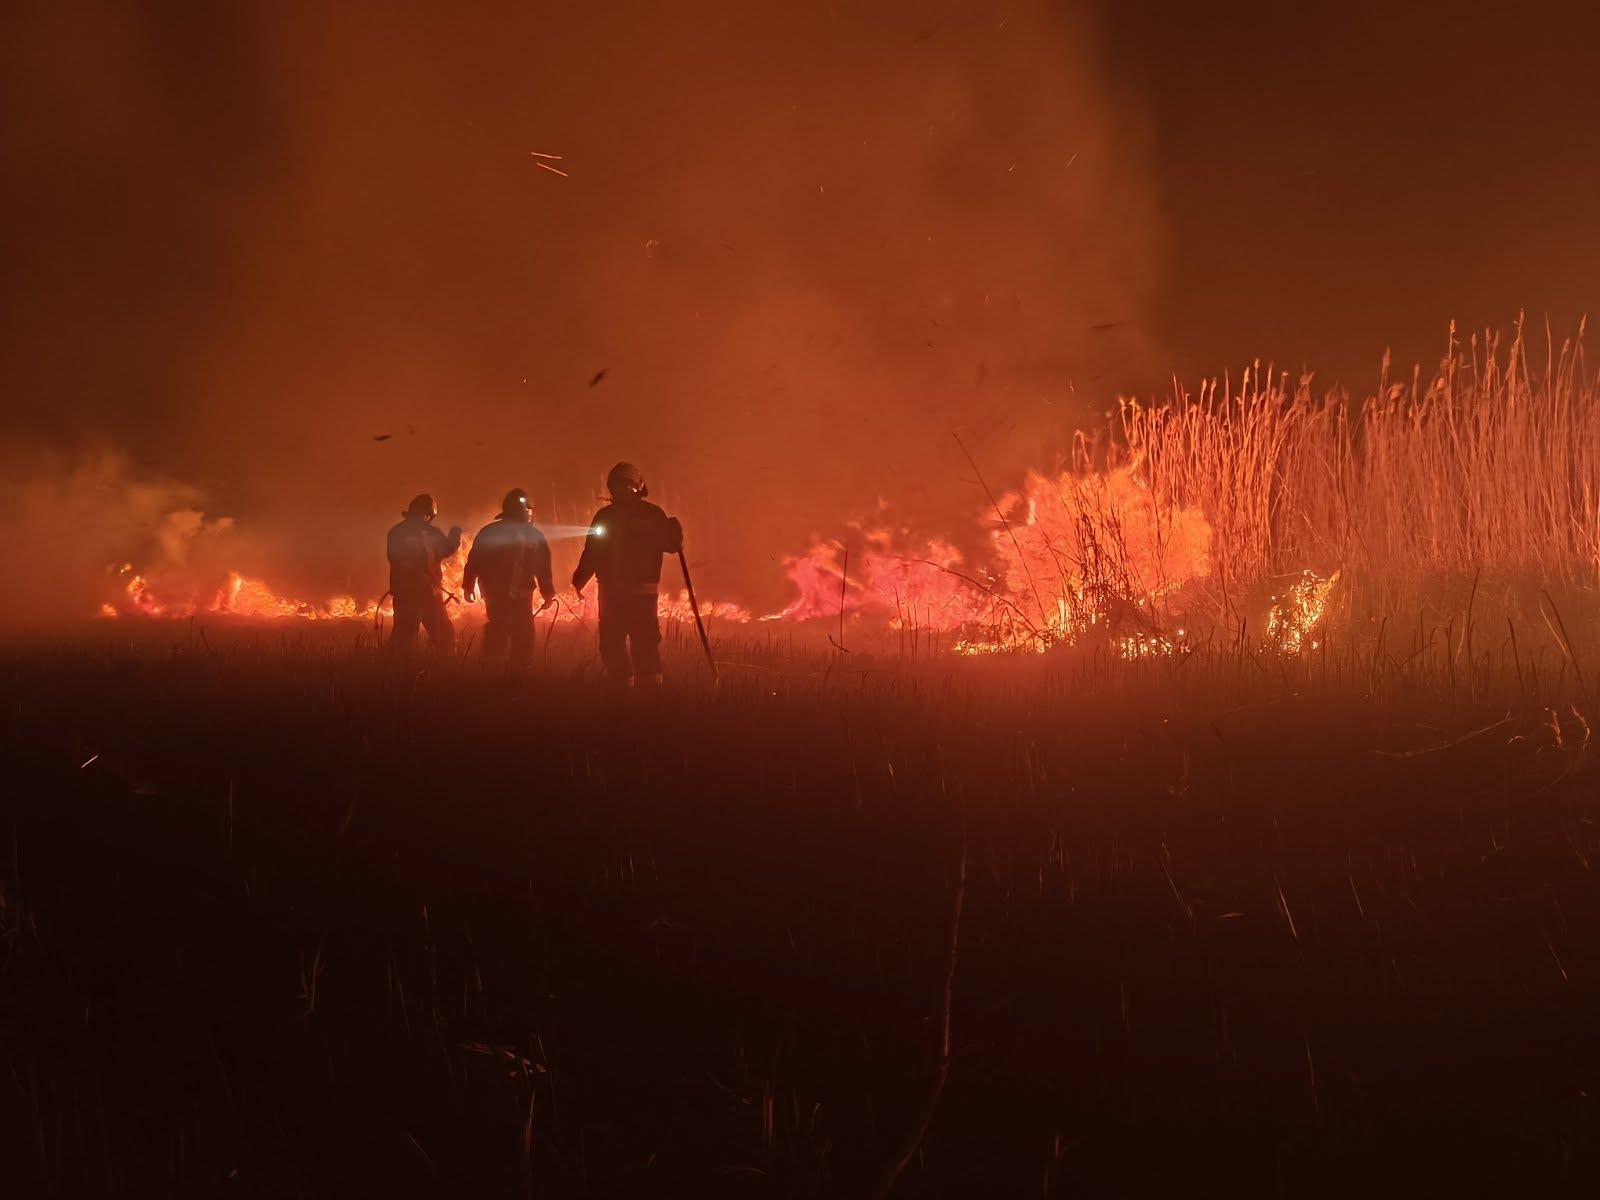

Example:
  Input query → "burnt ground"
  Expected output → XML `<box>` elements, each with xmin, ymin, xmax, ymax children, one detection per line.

<box><xmin>1</xmin><ymin>629</ymin><xmax>1598</xmax><ymax>1197</ymax></box>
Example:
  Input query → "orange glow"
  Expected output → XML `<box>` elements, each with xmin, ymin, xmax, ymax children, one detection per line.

<box><xmin>94</xmin><ymin>462</ymin><xmax>1232</xmax><ymax>657</ymax></box>
<box><xmin>1265</xmin><ymin>569</ymin><xmax>1339</xmax><ymax>653</ymax></box>
<box><xmin>96</xmin><ymin>462</ymin><xmax>1236</xmax><ymax>659</ymax></box>
<box><xmin>657</xmin><ymin>590</ymin><xmax>752</xmax><ymax>625</ymax></box>
<box><xmin>774</xmin><ymin>462</ymin><xmax>1212</xmax><ymax>654</ymax></box>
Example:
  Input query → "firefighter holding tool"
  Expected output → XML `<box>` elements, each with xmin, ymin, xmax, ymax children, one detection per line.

<box><xmin>572</xmin><ymin>462</ymin><xmax>683</xmax><ymax>685</ymax></box>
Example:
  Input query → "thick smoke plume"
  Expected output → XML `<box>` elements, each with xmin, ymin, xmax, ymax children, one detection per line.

<box><xmin>3</xmin><ymin>1</ymin><xmax>1163</xmax><ymax>621</ymax></box>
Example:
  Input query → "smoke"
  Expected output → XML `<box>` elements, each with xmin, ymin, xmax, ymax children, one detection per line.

<box><xmin>3</xmin><ymin>0</ymin><xmax>1164</xmax><ymax>619</ymax></box>
<box><xmin>0</xmin><ymin>446</ymin><xmax>240</xmax><ymax>628</ymax></box>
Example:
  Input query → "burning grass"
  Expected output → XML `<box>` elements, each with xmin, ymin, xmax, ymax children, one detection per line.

<box><xmin>778</xmin><ymin>319</ymin><xmax>1599</xmax><ymax>656</ymax></box>
<box><xmin>1121</xmin><ymin>318</ymin><xmax>1599</xmax><ymax>622</ymax></box>
<box><xmin>97</xmin><ymin>321</ymin><xmax>1597</xmax><ymax>676</ymax></box>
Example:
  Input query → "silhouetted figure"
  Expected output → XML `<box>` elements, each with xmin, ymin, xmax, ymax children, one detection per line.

<box><xmin>463</xmin><ymin>488</ymin><xmax>554</xmax><ymax>665</ymax></box>
<box><xmin>572</xmin><ymin>462</ymin><xmax>683</xmax><ymax>685</ymax></box>
<box><xmin>386</xmin><ymin>493</ymin><xmax>462</xmax><ymax>653</ymax></box>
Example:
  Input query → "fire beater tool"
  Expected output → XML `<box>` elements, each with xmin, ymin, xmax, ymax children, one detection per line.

<box><xmin>677</xmin><ymin>550</ymin><xmax>718</xmax><ymax>681</ymax></box>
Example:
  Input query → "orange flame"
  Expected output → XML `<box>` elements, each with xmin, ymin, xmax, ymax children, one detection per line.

<box><xmin>774</xmin><ymin>463</ymin><xmax>1213</xmax><ymax>655</ymax></box>
<box><xmin>1265</xmin><ymin>569</ymin><xmax>1339</xmax><ymax>653</ymax></box>
<box><xmin>97</xmin><ymin>461</ymin><xmax>1233</xmax><ymax>659</ymax></box>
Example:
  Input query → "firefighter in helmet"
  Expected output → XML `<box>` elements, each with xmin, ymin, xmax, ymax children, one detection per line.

<box><xmin>463</xmin><ymin>488</ymin><xmax>555</xmax><ymax>665</ymax></box>
<box><xmin>572</xmin><ymin>462</ymin><xmax>683</xmax><ymax>685</ymax></box>
<box><xmin>386</xmin><ymin>493</ymin><xmax>463</xmax><ymax>653</ymax></box>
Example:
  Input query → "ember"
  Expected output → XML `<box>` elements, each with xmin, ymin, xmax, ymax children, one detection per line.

<box><xmin>1266</xmin><ymin>569</ymin><xmax>1340</xmax><ymax>653</ymax></box>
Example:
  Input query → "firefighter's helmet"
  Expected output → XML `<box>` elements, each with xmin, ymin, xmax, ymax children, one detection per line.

<box><xmin>404</xmin><ymin>493</ymin><xmax>437</xmax><ymax>520</ymax></box>
<box><xmin>502</xmin><ymin>488</ymin><xmax>531</xmax><ymax>519</ymax></box>
<box><xmin>606</xmin><ymin>461</ymin><xmax>647</xmax><ymax>499</ymax></box>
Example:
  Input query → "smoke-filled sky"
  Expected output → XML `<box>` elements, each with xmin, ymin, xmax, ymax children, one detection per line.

<box><xmin>3</xmin><ymin>0</ymin><xmax>1598</xmax><ymax>619</ymax></box>
<box><xmin>1105</xmin><ymin>1</ymin><xmax>1600</xmax><ymax>386</ymax></box>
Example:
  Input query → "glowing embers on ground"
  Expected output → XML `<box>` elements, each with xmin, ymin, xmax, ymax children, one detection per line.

<box><xmin>1265</xmin><ymin>569</ymin><xmax>1340</xmax><ymax>653</ymax></box>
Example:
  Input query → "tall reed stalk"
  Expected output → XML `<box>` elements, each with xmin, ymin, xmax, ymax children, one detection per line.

<box><xmin>1112</xmin><ymin>320</ymin><xmax>1598</xmax><ymax>622</ymax></box>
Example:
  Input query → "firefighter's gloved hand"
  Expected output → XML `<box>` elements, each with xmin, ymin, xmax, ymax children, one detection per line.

<box><xmin>536</xmin><ymin>598</ymin><xmax>556</xmax><ymax>615</ymax></box>
<box><xmin>462</xmin><ymin>585</ymin><xmax>477</xmax><ymax>604</ymax></box>
<box><xmin>666</xmin><ymin>517</ymin><xmax>684</xmax><ymax>552</ymax></box>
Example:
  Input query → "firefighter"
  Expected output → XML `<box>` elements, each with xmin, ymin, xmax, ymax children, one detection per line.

<box><xmin>463</xmin><ymin>488</ymin><xmax>554</xmax><ymax>665</ymax></box>
<box><xmin>572</xmin><ymin>462</ymin><xmax>683</xmax><ymax>685</ymax></box>
<box><xmin>386</xmin><ymin>493</ymin><xmax>462</xmax><ymax>653</ymax></box>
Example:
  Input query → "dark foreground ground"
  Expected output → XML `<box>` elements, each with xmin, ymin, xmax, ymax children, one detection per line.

<box><xmin>2</xmin><ymin>625</ymin><xmax>1597</xmax><ymax>1197</ymax></box>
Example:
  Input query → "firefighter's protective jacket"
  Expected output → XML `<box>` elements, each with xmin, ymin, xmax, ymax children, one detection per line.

<box><xmin>386</xmin><ymin>517</ymin><xmax>461</xmax><ymax>598</ymax></box>
<box><xmin>464</xmin><ymin>517</ymin><xmax>554</xmax><ymax>602</ymax></box>
<box><xmin>572</xmin><ymin>498</ymin><xmax>683</xmax><ymax>593</ymax></box>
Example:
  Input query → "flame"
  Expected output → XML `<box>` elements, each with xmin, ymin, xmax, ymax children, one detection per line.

<box><xmin>657</xmin><ymin>590</ymin><xmax>752</xmax><ymax>625</ymax></box>
<box><xmin>1265</xmin><ymin>569</ymin><xmax>1339</xmax><ymax>653</ymax></box>
<box><xmin>94</xmin><ymin>461</ymin><xmax>1241</xmax><ymax>662</ymax></box>
<box><xmin>219</xmin><ymin>573</ymin><xmax>381</xmax><ymax>621</ymax></box>
<box><xmin>775</xmin><ymin>463</ymin><xmax>1212</xmax><ymax>655</ymax></box>
<box><xmin>98</xmin><ymin>531</ymin><xmax>758</xmax><ymax>631</ymax></box>
<box><xmin>101</xmin><ymin>564</ymin><xmax>174</xmax><ymax>618</ymax></box>
<box><xmin>100</xmin><ymin>561</ymin><xmax>388</xmax><ymax>622</ymax></box>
